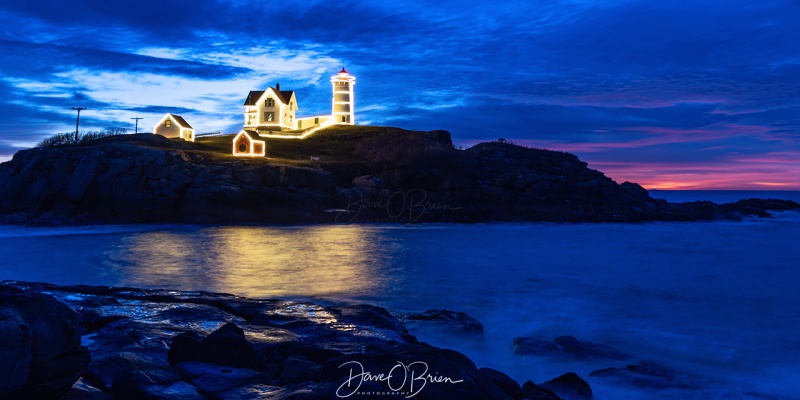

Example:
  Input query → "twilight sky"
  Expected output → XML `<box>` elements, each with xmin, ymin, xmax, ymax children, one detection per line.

<box><xmin>1</xmin><ymin>0</ymin><xmax>798</xmax><ymax>189</ymax></box>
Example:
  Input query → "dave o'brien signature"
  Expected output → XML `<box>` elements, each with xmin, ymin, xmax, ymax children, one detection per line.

<box><xmin>336</xmin><ymin>360</ymin><xmax>463</xmax><ymax>398</ymax></box>
<box><xmin>336</xmin><ymin>188</ymin><xmax>461</xmax><ymax>223</ymax></box>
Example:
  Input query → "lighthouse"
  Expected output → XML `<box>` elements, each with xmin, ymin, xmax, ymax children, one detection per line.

<box><xmin>331</xmin><ymin>68</ymin><xmax>356</xmax><ymax>124</ymax></box>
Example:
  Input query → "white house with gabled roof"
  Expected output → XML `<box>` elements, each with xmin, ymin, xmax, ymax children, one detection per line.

<box><xmin>154</xmin><ymin>113</ymin><xmax>195</xmax><ymax>142</ymax></box>
<box><xmin>243</xmin><ymin>83</ymin><xmax>298</xmax><ymax>132</ymax></box>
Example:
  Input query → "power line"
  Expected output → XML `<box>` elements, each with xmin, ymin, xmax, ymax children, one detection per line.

<box><xmin>71</xmin><ymin>107</ymin><xmax>86</xmax><ymax>142</ymax></box>
<box><xmin>131</xmin><ymin>117</ymin><xmax>143</xmax><ymax>134</ymax></box>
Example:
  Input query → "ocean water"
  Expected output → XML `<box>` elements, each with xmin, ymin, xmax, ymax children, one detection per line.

<box><xmin>1</xmin><ymin>191</ymin><xmax>799</xmax><ymax>399</ymax></box>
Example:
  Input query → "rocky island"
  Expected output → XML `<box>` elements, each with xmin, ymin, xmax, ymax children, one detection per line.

<box><xmin>0</xmin><ymin>126</ymin><xmax>796</xmax><ymax>225</ymax></box>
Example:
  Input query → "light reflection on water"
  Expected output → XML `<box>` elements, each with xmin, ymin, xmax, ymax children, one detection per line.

<box><xmin>104</xmin><ymin>225</ymin><xmax>401</xmax><ymax>299</ymax></box>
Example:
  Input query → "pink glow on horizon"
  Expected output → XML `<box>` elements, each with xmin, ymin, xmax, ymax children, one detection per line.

<box><xmin>580</xmin><ymin>152</ymin><xmax>800</xmax><ymax>190</ymax></box>
<box><xmin>587</xmin><ymin>160</ymin><xmax>800</xmax><ymax>190</ymax></box>
<box><xmin>459</xmin><ymin>136</ymin><xmax>800</xmax><ymax>190</ymax></box>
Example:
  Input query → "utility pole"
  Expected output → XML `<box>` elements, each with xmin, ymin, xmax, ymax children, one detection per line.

<box><xmin>131</xmin><ymin>117</ymin><xmax>143</xmax><ymax>134</ymax></box>
<box><xmin>71</xmin><ymin>107</ymin><xmax>86</xmax><ymax>143</ymax></box>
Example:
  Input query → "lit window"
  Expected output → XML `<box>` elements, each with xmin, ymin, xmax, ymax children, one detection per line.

<box><xmin>165</xmin><ymin>120</ymin><xmax>171</xmax><ymax>128</ymax></box>
<box><xmin>266</xmin><ymin>112</ymin><xmax>274</xmax><ymax>122</ymax></box>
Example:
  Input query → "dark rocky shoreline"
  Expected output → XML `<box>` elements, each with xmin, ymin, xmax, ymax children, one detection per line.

<box><xmin>1</xmin><ymin>282</ymin><xmax>786</xmax><ymax>399</ymax></box>
<box><xmin>1</xmin><ymin>133</ymin><xmax>797</xmax><ymax>226</ymax></box>
<box><xmin>1</xmin><ymin>281</ymin><xmax>592</xmax><ymax>400</ymax></box>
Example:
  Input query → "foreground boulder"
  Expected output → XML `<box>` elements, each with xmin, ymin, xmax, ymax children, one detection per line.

<box><xmin>168</xmin><ymin>323</ymin><xmax>267</xmax><ymax>371</ymax></box>
<box><xmin>541</xmin><ymin>372</ymin><xmax>592</xmax><ymax>400</ymax></box>
<box><xmin>521</xmin><ymin>379</ymin><xmax>562</xmax><ymax>399</ymax></box>
<box><xmin>0</xmin><ymin>287</ymin><xmax>90</xmax><ymax>399</ymax></box>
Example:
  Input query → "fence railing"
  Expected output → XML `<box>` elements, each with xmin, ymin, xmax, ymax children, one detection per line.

<box><xmin>195</xmin><ymin>131</ymin><xmax>225</xmax><ymax>137</ymax></box>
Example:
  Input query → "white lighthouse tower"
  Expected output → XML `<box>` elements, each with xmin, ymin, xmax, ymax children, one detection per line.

<box><xmin>331</xmin><ymin>68</ymin><xmax>356</xmax><ymax>124</ymax></box>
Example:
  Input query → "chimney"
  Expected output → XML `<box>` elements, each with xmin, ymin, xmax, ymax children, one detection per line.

<box><xmin>276</xmin><ymin>83</ymin><xmax>280</xmax><ymax>90</ymax></box>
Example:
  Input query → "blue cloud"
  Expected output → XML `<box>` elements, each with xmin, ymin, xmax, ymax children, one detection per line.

<box><xmin>0</xmin><ymin>39</ymin><xmax>251</xmax><ymax>79</ymax></box>
<box><xmin>124</xmin><ymin>106</ymin><xmax>199</xmax><ymax>115</ymax></box>
<box><xmin>1</xmin><ymin>0</ymin><xmax>798</xmax><ymax>187</ymax></box>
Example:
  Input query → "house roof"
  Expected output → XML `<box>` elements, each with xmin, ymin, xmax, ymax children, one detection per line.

<box><xmin>278</xmin><ymin>90</ymin><xmax>295</xmax><ymax>104</ymax></box>
<box><xmin>243</xmin><ymin>87</ymin><xmax>295</xmax><ymax>106</ymax></box>
<box><xmin>169</xmin><ymin>114</ymin><xmax>193</xmax><ymax>129</ymax></box>
<box><xmin>244</xmin><ymin>91</ymin><xmax>264</xmax><ymax>106</ymax></box>
<box><xmin>241</xmin><ymin>130</ymin><xmax>260</xmax><ymax>140</ymax></box>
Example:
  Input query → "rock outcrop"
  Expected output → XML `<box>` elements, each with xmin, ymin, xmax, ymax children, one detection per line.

<box><xmin>0</xmin><ymin>132</ymin><xmax>797</xmax><ymax>225</ymax></box>
<box><xmin>589</xmin><ymin>360</ymin><xmax>707</xmax><ymax>389</ymax></box>
<box><xmin>522</xmin><ymin>380</ymin><xmax>563</xmax><ymax>400</ymax></box>
<box><xmin>541</xmin><ymin>372</ymin><xmax>592</xmax><ymax>400</ymax></box>
<box><xmin>398</xmin><ymin>309</ymin><xmax>484</xmax><ymax>336</ymax></box>
<box><xmin>513</xmin><ymin>335</ymin><xmax>629</xmax><ymax>361</ymax></box>
<box><xmin>0</xmin><ymin>135</ymin><xmax>336</xmax><ymax>224</ymax></box>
